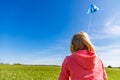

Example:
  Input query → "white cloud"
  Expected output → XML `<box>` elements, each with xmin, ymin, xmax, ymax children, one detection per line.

<box><xmin>104</xmin><ymin>21</ymin><xmax>120</xmax><ymax>36</ymax></box>
<box><xmin>19</xmin><ymin>54</ymin><xmax>65</xmax><ymax>65</ymax></box>
<box><xmin>91</xmin><ymin>14</ymin><xmax>120</xmax><ymax>40</ymax></box>
<box><xmin>18</xmin><ymin>45</ymin><xmax>69</xmax><ymax>65</ymax></box>
<box><xmin>104</xmin><ymin>13</ymin><xmax>120</xmax><ymax>36</ymax></box>
<box><xmin>96</xmin><ymin>45</ymin><xmax>120</xmax><ymax>67</ymax></box>
<box><xmin>96</xmin><ymin>44</ymin><xmax>120</xmax><ymax>54</ymax></box>
<box><xmin>1</xmin><ymin>39</ymin><xmax>70</xmax><ymax>65</ymax></box>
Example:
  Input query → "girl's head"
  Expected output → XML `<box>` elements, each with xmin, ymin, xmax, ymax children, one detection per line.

<box><xmin>70</xmin><ymin>32</ymin><xmax>95</xmax><ymax>53</ymax></box>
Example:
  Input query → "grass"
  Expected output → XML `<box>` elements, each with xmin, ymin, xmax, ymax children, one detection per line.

<box><xmin>0</xmin><ymin>64</ymin><xmax>60</xmax><ymax>80</ymax></box>
<box><xmin>0</xmin><ymin>64</ymin><xmax>120</xmax><ymax>80</ymax></box>
<box><xmin>106</xmin><ymin>68</ymin><xmax>120</xmax><ymax>80</ymax></box>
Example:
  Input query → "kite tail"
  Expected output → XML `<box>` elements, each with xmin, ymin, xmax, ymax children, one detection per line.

<box><xmin>87</xmin><ymin>14</ymin><xmax>92</xmax><ymax>33</ymax></box>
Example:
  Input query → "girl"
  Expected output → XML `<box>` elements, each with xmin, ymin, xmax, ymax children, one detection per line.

<box><xmin>59</xmin><ymin>32</ymin><xmax>108</xmax><ymax>80</ymax></box>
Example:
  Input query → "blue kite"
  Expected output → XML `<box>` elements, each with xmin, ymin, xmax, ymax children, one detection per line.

<box><xmin>87</xmin><ymin>4</ymin><xmax>99</xmax><ymax>14</ymax></box>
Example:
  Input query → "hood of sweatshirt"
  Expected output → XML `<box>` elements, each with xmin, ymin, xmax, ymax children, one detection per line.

<box><xmin>71</xmin><ymin>50</ymin><xmax>98</xmax><ymax>70</ymax></box>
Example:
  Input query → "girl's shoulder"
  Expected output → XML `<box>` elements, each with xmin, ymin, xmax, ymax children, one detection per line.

<box><xmin>62</xmin><ymin>56</ymin><xmax>71</xmax><ymax>65</ymax></box>
<box><xmin>64</xmin><ymin>56</ymin><xmax>70</xmax><ymax>61</ymax></box>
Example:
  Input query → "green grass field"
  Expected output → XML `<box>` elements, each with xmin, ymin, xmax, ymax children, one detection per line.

<box><xmin>0</xmin><ymin>64</ymin><xmax>120</xmax><ymax>80</ymax></box>
<box><xmin>106</xmin><ymin>68</ymin><xmax>120</xmax><ymax>80</ymax></box>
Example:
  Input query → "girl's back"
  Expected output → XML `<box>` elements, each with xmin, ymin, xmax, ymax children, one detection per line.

<box><xmin>59</xmin><ymin>50</ymin><xmax>107</xmax><ymax>80</ymax></box>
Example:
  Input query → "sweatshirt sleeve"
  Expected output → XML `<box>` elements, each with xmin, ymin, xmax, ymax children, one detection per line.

<box><xmin>102</xmin><ymin>62</ymin><xmax>108</xmax><ymax>80</ymax></box>
<box><xmin>59</xmin><ymin>57</ymin><xmax>70</xmax><ymax>80</ymax></box>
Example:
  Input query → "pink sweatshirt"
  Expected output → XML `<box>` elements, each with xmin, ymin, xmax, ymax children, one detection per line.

<box><xmin>59</xmin><ymin>50</ymin><xmax>108</xmax><ymax>80</ymax></box>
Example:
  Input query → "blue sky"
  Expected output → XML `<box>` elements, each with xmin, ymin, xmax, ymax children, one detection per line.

<box><xmin>0</xmin><ymin>0</ymin><xmax>120</xmax><ymax>67</ymax></box>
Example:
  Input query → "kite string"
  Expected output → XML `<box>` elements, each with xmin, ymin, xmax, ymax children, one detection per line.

<box><xmin>87</xmin><ymin>14</ymin><xmax>92</xmax><ymax>33</ymax></box>
<box><xmin>87</xmin><ymin>14</ymin><xmax>96</xmax><ymax>45</ymax></box>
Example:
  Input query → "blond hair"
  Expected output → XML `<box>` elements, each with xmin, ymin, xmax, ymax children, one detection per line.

<box><xmin>70</xmin><ymin>32</ymin><xmax>95</xmax><ymax>53</ymax></box>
